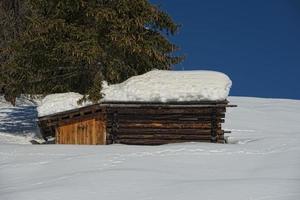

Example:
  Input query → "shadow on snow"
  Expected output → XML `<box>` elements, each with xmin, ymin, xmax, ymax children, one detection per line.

<box><xmin>0</xmin><ymin>105</ymin><xmax>40</xmax><ymax>137</ymax></box>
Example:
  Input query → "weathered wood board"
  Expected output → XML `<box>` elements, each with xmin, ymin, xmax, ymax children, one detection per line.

<box><xmin>55</xmin><ymin>117</ymin><xmax>106</xmax><ymax>145</ymax></box>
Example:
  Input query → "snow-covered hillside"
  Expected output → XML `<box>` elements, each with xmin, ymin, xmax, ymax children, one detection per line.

<box><xmin>0</xmin><ymin>96</ymin><xmax>300</xmax><ymax>200</ymax></box>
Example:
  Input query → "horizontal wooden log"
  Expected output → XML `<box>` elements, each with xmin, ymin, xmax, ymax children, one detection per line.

<box><xmin>108</xmin><ymin>120</ymin><xmax>220</xmax><ymax>125</ymax></box>
<box><xmin>107</xmin><ymin>107</ymin><xmax>226</xmax><ymax>115</ymax></box>
<box><xmin>38</xmin><ymin>101</ymin><xmax>232</xmax><ymax>118</ymax></box>
<box><xmin>114</xmin><ymin>134</ymin><xmax>224</xmax><ymax>140</ymax></box>
<box><xmin>117</xmin><ymin>122</ymin><xmax>219</xmax><ymax>129</ymax></box>
<box><xmin>108</xmin><ymin>119</ymin><xmax>225</xmax><ymax>125</ymax></box>
<box><xmin>38</xmin><ymin>102</ymin><xmax>232</xmax><ymax>122</ymax></box>
<box><xmin>45</xmin><ymin>114</ymin><xmax>225</xmax><ymax>127</ymax></box>
<box><xmin>105</xmin><ymin>100</ymin><xmax>228</xmax><ymax>105</ymax></box>
<box><xmin>108</xmin><ymin>113</ymin><xmax>225</xmax><ymax>120</ymax></box>
<box><xmin>105</xmin><ymin>103</ymin><xmax>230</xmax><ymax>109</ymax></box>
<box><xmin>114</xmin><ymin>139</ymin><xmax>213</xmax><ymax>145</ymax></box>
<box><xmin>113</xmin><ymin>128</ymin><xmax>224</xmax><ymax>135</ymax></box>
<box><xmin>108</xmin><ymin>121</ymin><xmax>224</xmax><ymax>128</ymax></box>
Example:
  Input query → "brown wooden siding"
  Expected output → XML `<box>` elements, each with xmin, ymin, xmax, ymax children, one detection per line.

<box><xmin>106</xmin><ymin>106</ymin><xmax>226</xmax><ymax>144</ymax></box>
<box><xmin>38</xmin><ymin>101</ymin><xmax>236</xmax><ymax>145</ymax></box>
<box><xmin>55</xmin><ymin>117</ymin><xmax>106</xmax><ymax>145</ymax></box>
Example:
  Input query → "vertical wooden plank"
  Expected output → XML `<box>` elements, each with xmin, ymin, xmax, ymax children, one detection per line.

<box><xmin>83</xmin><ymin>120</ymin><xmax>86</xmax><ymax>144</ymax></box>
<box><xmin>61</xmin><ymin>126</ymin><xmax>64</xmax><ymax>144</ymax></box>
<box><xmin>65</xmin><ymin>125</ymin><xmax>69</xmax><ymax>144</ymax></box>
<box><xmin>64</xmin><ymin>125</ymin><xmax>70</xmax><ymax>144</ymax></box>
<box><xmin>88</xmin><ymin>119</ymin><xmax>94</xmax><ymax>144</ymax></box>
<box><xmin>62</xmin><ymin>126</ymin><xmax>66</xmax><ymax>144</ymax></box>
<box><xmin>103</xmin><ymin>121</ymin><xmax>106</xmax><ymax>145</ymax></box>
<box><xmin>100</xmin><ymin>121</ymin><xmax>104</xmax><ymax>144</ymax></box>
<box><xmin>71</xmin><ymin>124</ymin><xmax>75</xmax><ymax>144</ymax></box>
<box><xmin>74</xmin><ymin>123</ymin><xmax>77</xmax><ymax>144</ymax></box>
<box><xmin>58</xmin><ymin>127</ymin><xmax>62</xmax><ymax>144</ymax></box>
<box><xmin>86</xmin><ymin>120</ymin><xmax>90</xmax><ymax>144</ymax></box>
<box><xmin>81</xmin><ymin>121</ymin><xmax>84</xmax><ymax>145</ymax></box>
<box><xmin>85</xmin><ymin>120</ymin><xmax>89</xmax><ymax>145</ymax></box>
<box><xmin>81</xmin><ymin>121</ymin><xmax>84</xmax><ymax>144</ymax></box>
<box><xmin>84</xmin><ymin>121</ymin><xmax>88</xmax><ymax>144</ymax></box>
<box><xmin>55</xmin><ymin>127</ymin><xmax>59</xmax><ymax>144</ymax></box>
<box><xmin>95</xmin><ymin>119</ymin><xmax>106</xmax><ymax>145</ymax></box>
<box><xmin>86</xmin><ymin>120</ymin><xmax>89</xmax><ymax>145</ymax></box>
<box><xmin>77</xmin><ymin>122</ymin><xmax>81</xmax><ymax>145</ymax></box>
<box><xmin>63</xmin><ymin>126</ymin><xmax>66</xmax><ymax>144</ymax></box>
<box><xmin>57</xmin><ymin>127</ymin><xmax>60</xmax><ymax>144</ymax></box>
<box><xmin>92</xmin><ymin>119</ymin><xmax>95</xmax><ymax>144</ymax></box>
<box><xmin>70</xmin><ymin>125</ymin><xmax>73</xmax><ymax>144</ymax></box>
<box><xmin>70</xmin><ymin>124</ymin><xmax>73</xmax><ymax>144</ymax></box>
<box><xmin>79</xmin><ymin>122</ymin><xmax>83</xmax><ymax>145</ymax></box>
<box><xmin>86</xmin><ymin>119</ymin><xmax>93</xmax><ymax>145</ymax></box>
<box><xmin>96</xmin><ymin>120</ymin><xmax>100</xmax><ymax>144</ymax></box>
<box><xmin>92</xmin><ymin>119</ymin><xmax>96</xmax><ymax>144</ymax></box>
<box><xmin>67</xmin><ymin>125</ymin><xmax>70</xmax><ymax>144</ymax></box>
<box><xmin>102</xmin><ymin>112</ymin><xmax>107</xmax><ymax>144</ymax></box>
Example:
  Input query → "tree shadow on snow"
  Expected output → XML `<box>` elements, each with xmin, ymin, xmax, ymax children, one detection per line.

<box><xmin>0</xmin><ymin>105</ymin><xmax>40</xmax><ymax>138</ymax></box>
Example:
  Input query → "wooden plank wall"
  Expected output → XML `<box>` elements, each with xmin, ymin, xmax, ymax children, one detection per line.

<box><xmin>38</xmin><ymin>105</ymin><xmax>105</xmax><ymax>142</ymax></box>
<box><xmin>56</xmin><ymin>117</ymin><xmax>106</xmax><ymax>145</ymax></box>
<box><xmin>106</xmin><ymin>106</ymin><xmax>226</xmax><ymax>145</ymax></box>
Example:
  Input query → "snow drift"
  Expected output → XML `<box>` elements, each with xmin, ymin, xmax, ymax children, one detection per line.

<box><xmin>38</xmin><ymin>70</ymin><xmax>232</xmax><ymax>116</ymax></box>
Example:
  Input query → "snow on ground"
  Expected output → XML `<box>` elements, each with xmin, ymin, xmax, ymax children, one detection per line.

<box><xmin>0</xmin><ymin>96</ymin><xmax>41</xmax><ymax>144</ymax></box>
<box><xmin>1</xmin><ymin>96</ymin><xmax>300</xmax><ymax>200</ymax></box>
<box><xmin>38</xmin><ymin>70</ymin><xmax>232</xmax><ymax>116</ymax></box>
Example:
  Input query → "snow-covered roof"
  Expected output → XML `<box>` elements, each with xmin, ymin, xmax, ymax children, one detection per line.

<box><xmin>37</xmin><ymin>70</ymin><xmax>232</xmax><ymax>117</ymax></box>
<box><xmin>37</xmin><ymin>92</ymin><xmax>91</xmax><ymax>117</ymax></box>
<box><xmin>102</xmin><ymin>70</ymin><xmax>232</xmax><ymax>102</ymax></box>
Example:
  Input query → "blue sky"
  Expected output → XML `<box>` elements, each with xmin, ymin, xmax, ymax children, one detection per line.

<box><xmin>151</xmin><ymin>0</ymin><xmax>300</xmax><ymax>99</ymax></box>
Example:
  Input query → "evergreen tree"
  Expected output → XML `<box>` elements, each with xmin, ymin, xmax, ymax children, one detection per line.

<box><xmin>2</xmin><ymin>0</ymin><xmax>183</xmax><ymax>103</ymax></box>
<box><xmin>0</xmin><ymin>0</ymin><xmax>28</xmax><ymax>104</ymax></box>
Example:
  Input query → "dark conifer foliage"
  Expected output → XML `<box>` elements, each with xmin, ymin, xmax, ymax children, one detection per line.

<box><xmin>1</xmin><ymin>0</ymin><xmax>183</xmax><ymax>103</ymax></box>
<box><xmin>0</xmin><ymin>0</ymin><xmax>28</xmax><ymax>104</ymax></box>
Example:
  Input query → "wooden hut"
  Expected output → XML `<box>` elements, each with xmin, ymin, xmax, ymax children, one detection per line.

<box><xmin>38</xmin><ymin>100</ymin><xmax>236</xmax><ymax>145</ymax></box>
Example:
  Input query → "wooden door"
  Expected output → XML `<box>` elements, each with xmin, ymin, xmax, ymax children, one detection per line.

<box><xmin>56</xmin><ymin>118</ymin><xmax>106</xmax><ymax>145</ymax></box>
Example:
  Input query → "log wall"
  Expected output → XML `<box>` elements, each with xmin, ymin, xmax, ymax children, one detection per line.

<box><xmin>106</xmin><ymin>105</ymin><xmax>227</xmax><ymax>145</ymax></box>
<box><xmin>38</xmin><ymin>101</ymin><xmax>235</xmax><ymax>145</ymax></box>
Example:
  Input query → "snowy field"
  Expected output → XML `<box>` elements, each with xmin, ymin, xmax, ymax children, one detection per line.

<box><xmin>0</xmin><ymin>96</ymin><xmax>300</xmax><ymax>200</ymax></box>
